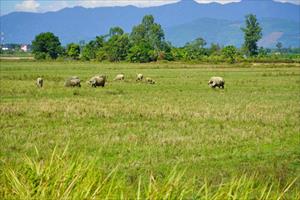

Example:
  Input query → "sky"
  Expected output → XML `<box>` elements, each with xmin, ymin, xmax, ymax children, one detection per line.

<box><xmin>1</xmin><ymin>0</ymin><xmax>299</xmax><ymax>16</ymax></box>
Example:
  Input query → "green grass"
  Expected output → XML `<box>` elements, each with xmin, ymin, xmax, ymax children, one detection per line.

<box><xmin>0</xmin><ymin>60</ymin><xmax>300</xmax><ymax>199</ymax></box>
<box><xmin>0</xmin><ymin>52</ymin><xmax>33</xmax><ymax>57</ymax></box>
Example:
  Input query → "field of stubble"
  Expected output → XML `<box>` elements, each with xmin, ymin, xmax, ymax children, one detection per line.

<box><xmin>0</xmin><ymin>61</ymin><xmax>299</xmax><ymax>199</ymax></box>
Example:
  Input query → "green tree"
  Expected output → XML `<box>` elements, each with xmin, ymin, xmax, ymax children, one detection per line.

<box><xmin>171</xmin><ymin>48</ymin><xmax>187</xmax><ymax>61</ymax></box>
<box><xmin>258</xmin><ymin>47</ymin><xmax>267</xmax><ymax>57</ymax></box>
<box><xmin>109</xmin><ymin>27</ymin><xmax>124</xmax><ymax>37</ymax></box>
<box><xmin>32</xmin><ymin>32</ymin><xmax>62</xmax><ymax>59</ymax></box>
<box><xmin>105</xmin><ymin>30</ymin><xmax>130</xmax><ymax>62</ymax></box>
<box><xmin>128</xmin><ymin>15</ymin><xmax>168</xmax><ymax>62</ymax></box>
<box><xmin>157</xmin><ymin>41</ymin><xmax>174</xmax><ymax>61</ymax></box>
<box><xmin>127</xmin><ymin>41</ymin><xmax>157</xmax><ymax>63</ymax></box>
<box><xmin>81</xmin><ymin>42</ymin><xmax>95</xmax><ymax>61</ymax></box>
<box><xmin>184</xmin><ymin>37</ymin><xmax>207</xmax><ymax>60</ymax></box>
<box><xmin>66</xmin><ymin>43</ymin><xmax>80</xmax><ymax>60</ymax></box>
<box><xmin>130</xmin><ymin>15</ymin><xmax>165</xmax><ymax>50</ymax></box>
<box><xmin>222</xmin><ymin>45</ymin><xmax>237</xmax><ymax>63</ymax></box>
<box><xmin>209</xmin><ymin>43</ymin><xmax>221</xmax><ymax>56</ymax></box>
<box><xmin>241</xmin><ymin>14</ymin><xmax>262</xmax><ymax>56</ymax></box>
<box><xmin>276</xmin><ymin>42</ymin><xmax>282</xmax><ymax>53</ymax></box>
<box><xmin>81</xmin><ymin>36</ymin><xmax>106</xmax><ymax>61</ymax></box>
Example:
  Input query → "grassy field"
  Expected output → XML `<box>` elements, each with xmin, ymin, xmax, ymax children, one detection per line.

<box><xmin>0</xmin><ymin>60</ymin><xmax>299</xmax><ymax>199</ymax></box>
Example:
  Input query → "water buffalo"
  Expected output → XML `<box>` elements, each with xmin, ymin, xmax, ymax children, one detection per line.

<box><xmin>114</xmin><ymin>74</ymin><xmax>125</xmax><ymax>81</ymax></box>
<box><xmin>89</xmin><ymin>75</ymin><xmax>106</xmax><ymax>87</ymax></box>
<box><xmin>36</xmin><ymin>77</ymin><xmax>43</xmax><ymax>88</ymax></box>
<box><xmin>208</xmin><ymin>77</ymin><xmax>225</xmax><ymax>89</ymax></box>
<box><xmin>136</xmin><ymin>73</ymin><xmax>143</xmax><ymax>81</ymax></box>
<box><xmin>64</xmin><ymin>76</ymin><xmax>81</xmax><ymax>87</ymax></box>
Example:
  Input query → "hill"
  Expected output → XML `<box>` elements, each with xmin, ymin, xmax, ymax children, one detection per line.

<box><xmin>165</xmin><ymin>18</ymin><xmax>300</xmax><ymax>47</ymax></box>
<box><xmin>0</xmin><ymin>0</ymin><xmax>299</xmax><ymax>47</ymax></box>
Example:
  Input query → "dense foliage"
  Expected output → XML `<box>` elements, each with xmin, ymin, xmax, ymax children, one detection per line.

<box><xmin>21</xmin><ymin>14</ymin><xmax>299</xmax><ymax>63</ymax></box>
<box><xmin>31</xmin><ymin>32</ymin><xmax>63</xmax><ymax>60</ymax></box>
<box><xmin>66</xmin><ymin>43</ymin><xmax>80</xmax><ymax>60</ymax></box>
<box><xmin>222</xmin><ymin>45</ymin><xmax>238</xmax><ymax>63</ymax></box>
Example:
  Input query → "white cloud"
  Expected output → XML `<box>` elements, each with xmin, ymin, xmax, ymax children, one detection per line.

<box><xmin>68</xmin><ymin>0</ymin><xmax>180</xmax><ymax>8</ymax></box>
<box><xmin>12</xmin><ymin>0</ymin><xmax>300</xmax><ymax>14</ymax></box>
<box><xmin>274</xmin><ymin>0</ymin><xmax>300</xmax><ymax>4</ymax></box>
<box><xmin>15</xmin><ymin>0</ymin><xmax>40</xmax><ymax>12</ymax></box>
<box><xmin>39</xmin><ymin>1</ymin><xmax>69</xmax><ymax>12</ymax></box>
<box><xmin>196</xmin><ymin>0</ymin><xmax>300</xmax><ymax>4</ymax></box>
<box><xmin>50</xmin><ymin>0</ymin><xmax>300</xmax><ymax>10</ymax></box>
<box><xmin>195</xmin><ymin>0</ymin><xmax>240</xmax><ymax>4</ymax></box>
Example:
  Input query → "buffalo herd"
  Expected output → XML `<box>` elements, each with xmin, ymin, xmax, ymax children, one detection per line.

<box><xmin>36</xmin><ymin>73</ymin><xmax>225</xmax><ymax>89</ymax></box>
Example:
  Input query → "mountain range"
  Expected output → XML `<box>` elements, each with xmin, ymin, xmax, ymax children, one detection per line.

<box><xmin>0</xmin><ymin>0</ymin><xmax>299</xmax><ymax>47</ymax></box>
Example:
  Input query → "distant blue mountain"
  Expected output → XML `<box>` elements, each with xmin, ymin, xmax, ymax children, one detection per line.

<box><xmin>165</xmin><ymin>17</ymin><xmax>300</xmax><ymax>47</ymax></box>
<box><xmin>0</xmin><ymin>0</ymin><xmax>299</xmax><ymax>47</ymax></box>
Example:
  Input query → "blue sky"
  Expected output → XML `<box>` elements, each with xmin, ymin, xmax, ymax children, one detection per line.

<box><xmin>1</xmin><ymin>0</ymin><xmax>299</xmax><ymax>16</ymax></box>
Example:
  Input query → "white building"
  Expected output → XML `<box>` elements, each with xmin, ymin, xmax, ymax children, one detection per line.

<box><xmin>20</xmin><ymin>45</ymin><xmax>28</xmax><ymax>52</ymax></box>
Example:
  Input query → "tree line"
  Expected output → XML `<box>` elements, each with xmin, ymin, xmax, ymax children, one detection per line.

<box><xmin>30</xmin><ymin>14</ymin><xmax>299</xmax><ymax>63</ymax></box>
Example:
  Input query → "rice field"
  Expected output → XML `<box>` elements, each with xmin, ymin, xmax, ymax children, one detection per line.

<box><xmin>0</xmin><ymin>61</ymin><xmax>299</xmax><ymax>199</ymax></box>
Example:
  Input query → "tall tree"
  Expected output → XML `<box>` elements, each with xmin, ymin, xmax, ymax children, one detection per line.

<box><xmin>128</xmin><ymin>15</ymin><xmax>167</xmax><ymax>62</ymax></box>
<box><xmin>241</xmin><ymin>14</ymin><xmax>262</xmax><ymax>56</ymax></box>
<box><xmin>32</xmin><ymin>32</ymin><xmax>62</xmax><ymax>59</ymax></box>
<box><xmin>130</xmin><ymin>15</ymin><xmax>165</xmax><ymax>50</ymax></box>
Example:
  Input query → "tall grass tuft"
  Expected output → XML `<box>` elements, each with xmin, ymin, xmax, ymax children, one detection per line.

<box><xmin>1</xmin><ymin>147</ymin><xmax>299</xmax><ymax>199</ymax></box>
